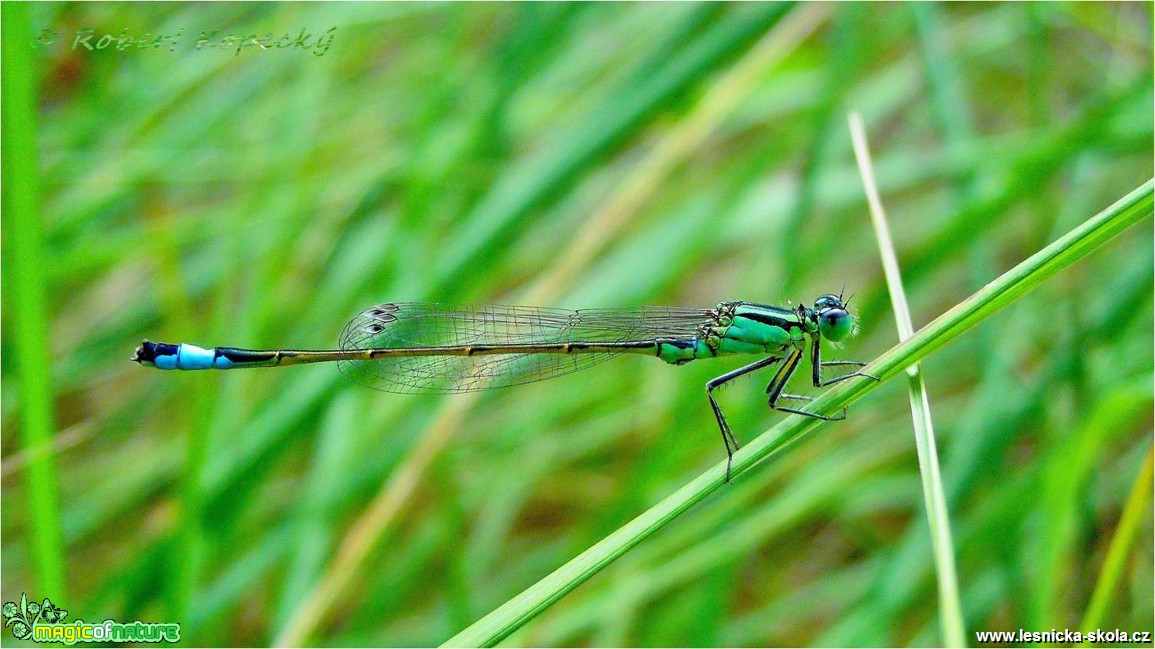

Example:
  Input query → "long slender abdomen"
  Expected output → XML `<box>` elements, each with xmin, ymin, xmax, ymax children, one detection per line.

<box><xmin>133</xmin><ymin>339</ymin><xmax>676</xmax><ymax>370</ymax></box>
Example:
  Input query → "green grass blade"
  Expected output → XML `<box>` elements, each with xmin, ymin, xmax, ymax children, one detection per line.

<box><xmin>1078</xmin><ymin>445</ymin><xmax>1154</xmax><ymax>639</ymax></box>
<box><xmin>443</xmin><ymin>179</ymin><xmax>1152</xmax><ymax>648</ymax></box>
<box><xmin>850</xmin><ymin>112</ymin><xmax>965</xmax><ymax>647</ymax></box>
<box><xmin>1</xmin><ymin>2</ymin><xmax>67</xmax><ymax>600</ymax></box>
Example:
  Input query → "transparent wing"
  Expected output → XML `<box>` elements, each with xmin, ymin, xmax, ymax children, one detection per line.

<box><xmin>337</xmin><ymin>302</ymin><xmax>714</xmax><ymax>394</ymax></box>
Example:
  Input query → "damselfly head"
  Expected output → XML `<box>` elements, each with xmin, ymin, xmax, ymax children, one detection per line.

<box><xmin>813</xmin><ymin>294</ymin><xmax>855</xmax><ymax>342</ymax></box>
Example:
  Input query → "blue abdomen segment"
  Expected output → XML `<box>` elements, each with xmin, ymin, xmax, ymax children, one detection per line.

<box><xmin>135</xmin><ymin>341</ymin><xmax>237</xmax><ymax>370</ymax></box>
<box><xmin>175</xmin><ymin>343</ymin><xmax>234</xmax><ymax>369</ymax></box>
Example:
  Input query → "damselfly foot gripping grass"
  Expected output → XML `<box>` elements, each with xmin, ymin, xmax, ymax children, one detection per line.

<box><xmin>134</xmin><ymin>294</ymin><xmax>878</xmax><ymax>481</ymax></box>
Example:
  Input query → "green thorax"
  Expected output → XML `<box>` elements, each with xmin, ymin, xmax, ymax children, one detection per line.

<box><xmin>715</xmin><ymin>301</ymin><xmax>812</xmax><ymax>353</ymax></box>
<box><xmin>654</xmin><ymin>301</ymin><xmax>814</xmax><ymax>365</ymax></box>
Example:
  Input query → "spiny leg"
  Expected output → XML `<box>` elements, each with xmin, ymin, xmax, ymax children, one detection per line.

<box><xmin>811</xmin><ymin>337</ymin><xmax>879</xmax><ymax>387</ymax></box>
<box><xmin>821</xmin><ymin>359</ymin><xmax>868</xmax><ymax>369</ymax></box>
<box><xmin>706</xmin><ymin>356</ymin><xmax>781</xmax><ymax>483</ymax></box>
<box><xmin>765</xmin><ymin>348</ymin><xmax>847</xmax><ymax>420</ymax></box>
<box><xmin>818</xmin><ymin>359</ymin><xmax>872</xmax><ymax>382</ymax></box>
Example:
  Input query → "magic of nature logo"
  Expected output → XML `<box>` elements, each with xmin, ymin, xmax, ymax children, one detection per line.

<box><xmin>3</xmin><ymin>593</ymin><xmax>180</xmax><ymax>645</ymax></box>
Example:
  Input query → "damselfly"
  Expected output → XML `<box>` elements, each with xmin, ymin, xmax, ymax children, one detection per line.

<box><xmin>134</xmin><ymin>295</ymin><xmax>878</xmax><ymax>480</ymax></box>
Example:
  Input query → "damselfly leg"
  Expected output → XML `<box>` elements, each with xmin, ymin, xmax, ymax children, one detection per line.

<box><xmin>704</xmin><ymin>338</ymin><xmax>878</xmax><ymax>482</ymax></box>
<box><xmin>768</xmin><ymin>338</ymin><xmax>879</xmax><ymax>419</ymax></box>
<box><xmin>706</xmin><ymin>356</ymin><xmax>781</xmax><ymax>482</ymax></box>
<box><xmin>810</xmin><ymin>337</ymin><xmax>877</xmax><ymax>387</ymax></box>
<box><xmin>763</xmin><ymin>347</ymin><xmax>847</xmax><ymax>420</ymax></box>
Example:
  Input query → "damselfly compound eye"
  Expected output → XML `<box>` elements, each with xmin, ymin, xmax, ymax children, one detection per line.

<box><xmin>819</xmin><ymin>308</ymin><xmax>853</xmax><ymax>342</ymax></box>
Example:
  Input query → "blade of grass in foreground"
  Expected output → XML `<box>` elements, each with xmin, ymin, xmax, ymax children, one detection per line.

<box><xmin>1</xmin><ymin>2</ymin><xmax>67</xmax><ymax>599</ymax></box>
<box><xmin>850</xmin><ymin>112</ymin><xmax>964</xmax><ymax>648</ymax></box>
<box><xmin>443</xmin><ymin>179</ymin><xmax>1153</xmax><ymax>648</ymax></box>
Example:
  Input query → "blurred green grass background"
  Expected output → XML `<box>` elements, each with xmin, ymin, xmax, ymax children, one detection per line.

<box><xmin>2</xmin><ymin>2</ymin><xmax>1152</xmax><ymax>646</ymax></box>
